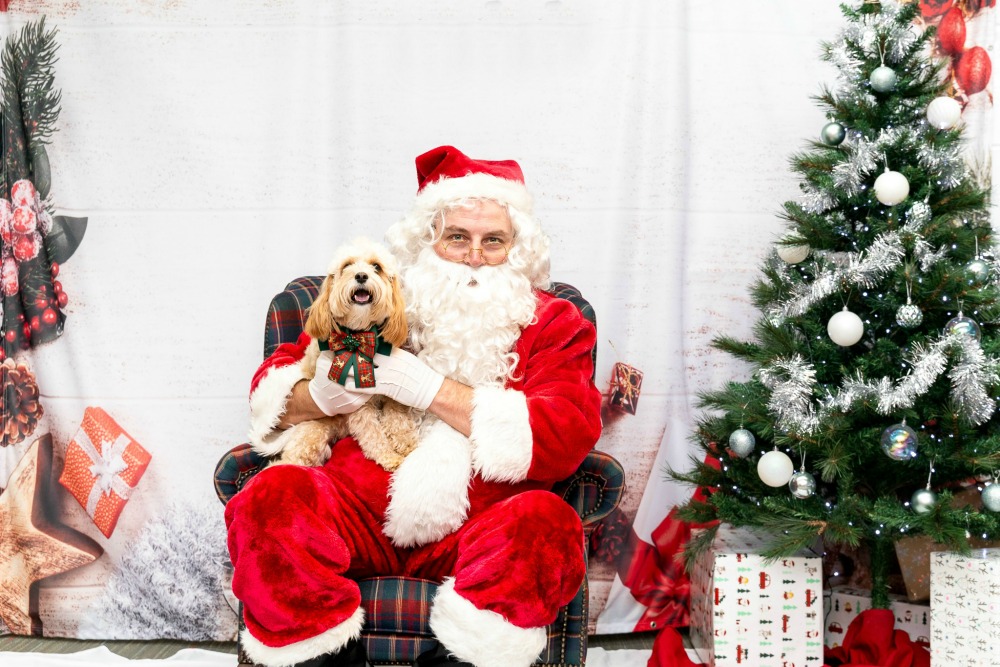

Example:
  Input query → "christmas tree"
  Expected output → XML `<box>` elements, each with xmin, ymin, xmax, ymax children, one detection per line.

<box><xmin>674</xmin><ymin>0</ymin><xmax>997</xmax><ymax>609</ymax></box>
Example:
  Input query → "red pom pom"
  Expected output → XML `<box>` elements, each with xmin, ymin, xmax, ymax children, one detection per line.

<box><xmin>11</xmin><ymin>206</ymin><xmax>36</xmax><ymax>234</ymax></box>
<box><xmin>937</xmin><ymin>8</ymin><xmax>966</xmax><ymax>56</ymax></box>
<box><xmin>10</xmin><ymin>179</ymin><xmax>36</xmax><ymax>208</ymax></box>
<box><xmin>956</xmin><ymin>46</ymin><xmax>992</xmax><ymax>95</ymax></box>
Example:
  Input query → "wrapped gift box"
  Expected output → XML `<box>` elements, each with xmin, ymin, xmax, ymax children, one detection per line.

<box><xmin>894</xmin><ymin>489</ymin><xmax>1000</xmax><ymax>602</ymax></box>
<box><xmin>930</xmin><ymin>549</ymin><xmax>1000</xmax><ymax>664</ymax></box>
<box><xmin>608</xmin><ymin>361</ymin><xmax>642</xmax><ymax>414</ymax></box>
<box><xmin>824</xmin><ymin>586</ymin><xmax>930</xmax><ymax>650</ymax></box>
<box><xmin>59</xmin><ymin>407</ymin><xmax>152</xmax><ymax>537</ymax></box>
<box><xmin>689</xmin><ymin>525</ymin><xmax>824</xmax><ymax>667</ymax></box>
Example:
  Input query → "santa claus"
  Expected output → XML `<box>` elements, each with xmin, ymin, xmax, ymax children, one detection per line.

<box><xmin>226</xmin><ymin>146</ymin><xmax>603</xmax><ymax>667</ymax></box>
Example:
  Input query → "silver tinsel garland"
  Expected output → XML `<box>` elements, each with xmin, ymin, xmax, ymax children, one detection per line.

<box><xmin>769</xmin><ymin>230</ymin><xmax>905</xmax><ymax>322</ymax></box>
<box><xmin>758</xmin><ymin>332</ymin><xmax>999</xmax><ymax>436</ymax></box>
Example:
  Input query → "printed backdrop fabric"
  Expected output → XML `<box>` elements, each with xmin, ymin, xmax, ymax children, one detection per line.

<box><xmin>0</xmin><ymin>0</ymin><xmax>993</xmax><ymax>641</ymax></box>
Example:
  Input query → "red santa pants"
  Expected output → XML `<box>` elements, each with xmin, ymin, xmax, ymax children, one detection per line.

<box><xmin>225</xmin><ymin>438</ymin><xmax>586</xmax><ymax>649</ymax></box>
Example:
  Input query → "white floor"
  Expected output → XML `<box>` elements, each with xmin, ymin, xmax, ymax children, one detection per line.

<box><xmin>0</xmin><ymin>646</ymin><xmax>696</xmax><ymax>666</ymax></box>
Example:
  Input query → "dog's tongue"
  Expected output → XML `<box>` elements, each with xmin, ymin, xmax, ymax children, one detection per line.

<box><xmin>353</xmin><ymin>290</ymin><xmax>371</xmax><ymax>304</ymax></box>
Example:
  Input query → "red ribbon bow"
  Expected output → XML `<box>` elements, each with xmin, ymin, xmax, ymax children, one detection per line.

<box><xmin>327</xmin><ymin>329</ymin><xmax>378</xmax><ymax>388</ymax></box>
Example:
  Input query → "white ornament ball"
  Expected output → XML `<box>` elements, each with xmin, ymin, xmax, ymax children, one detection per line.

<box><xmin>788</xmin><ymin>471</ymin><xmax>817</xmax><ymax>499</ymax></box>
<box><xmin>828</xmin><ymin>308</ymin><xmax>864</xmax><ymax>347</ymax></box>
<box><xmin>869</xmin><ymin>65</ymin><xmax>898</xmax><ymax>93</ymax></box>
<box><xmin>910</xmin><ymin>488</ymin><xmax>937</xmax><ymax>514</ymax></box>
<box><xmin>926</xmin><ymin>96</ymin><xmax>962</xmax><ymax>130</ymax></box>
<box><xmin>728</xmin><ymin>428</ymin><xmax>756</xmax><ymax>459</ymax></box>
<box><xmin>757</xmin><ymin>450</ymin><xmax>794</xmax><ymax>488</ymax></box>
<box><xmin>982</xmin><ymin>484</ymin><xmax>1000</xmax><ymax>512</ymax></box>
<box><xmin>874</xmin><ymin>170</ymin><xmax>910</xmax><ymax>206</ymax></box>
<box><xmin>777</xmin><ymin>244</ymin><xmax>810</xmax><ymax>264</ymax></box>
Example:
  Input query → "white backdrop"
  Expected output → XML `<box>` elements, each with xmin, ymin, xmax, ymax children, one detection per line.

<box><xmin>0</xmin><ymin>0</ymin><xmax>992</xmax><ymax>641</ymax></box>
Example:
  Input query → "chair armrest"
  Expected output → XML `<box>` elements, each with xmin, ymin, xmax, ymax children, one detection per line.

<box><xmin>551</xmin><ymin>450</ymin><xmax>625</xmax><ymax>534</ymax></box>
<box><xmin>214</xmin><ymin>443</ymin><xmax>268</xmax><ymax>506</ymax></box>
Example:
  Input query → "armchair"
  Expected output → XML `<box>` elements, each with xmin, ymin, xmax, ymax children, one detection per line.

<box><xmin>214</xmin><ymin>276</ymin><xmax>625</xmax><ymax>666</ymax></box>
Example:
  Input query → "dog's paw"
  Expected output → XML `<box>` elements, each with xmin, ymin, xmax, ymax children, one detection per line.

<box><xmin>382</xmin><ymin>422</ymin><xmax>471</xmax><ymax>547</ymax></box>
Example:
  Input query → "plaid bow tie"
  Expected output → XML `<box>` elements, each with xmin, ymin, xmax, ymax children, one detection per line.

<box><xmin>319</xmin><ymin>326</ymin><xmax>392</xmax><ymax>388</ymax></box>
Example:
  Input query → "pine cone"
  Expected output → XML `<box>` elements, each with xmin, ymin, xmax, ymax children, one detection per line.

<box><xmin>1</xmin><ymin>358</ymin><xmax>43</xmax><ymax>447</ymax></box>
<box><xmin>589</xmin><ymin>507</ymin><xmax>631</xmax><ymax>565</ymax></box>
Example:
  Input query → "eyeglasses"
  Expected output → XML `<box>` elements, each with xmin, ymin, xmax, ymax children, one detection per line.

<box><xmin>441</xmin><ymin>239</ymin><xmax>509</xmax><ymax>265</ymax></box>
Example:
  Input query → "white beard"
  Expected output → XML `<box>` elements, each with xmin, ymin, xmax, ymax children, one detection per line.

<box><xmin>401</xmin><ymin>248</ymin><xmax>538</xmax><ymax>386</ymax></box>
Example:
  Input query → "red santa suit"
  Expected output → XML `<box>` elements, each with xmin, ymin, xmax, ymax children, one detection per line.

<box><xmin>225</xmin><ymin>289</ymin><xmax>602</xmax><ymax>667</ymax></box>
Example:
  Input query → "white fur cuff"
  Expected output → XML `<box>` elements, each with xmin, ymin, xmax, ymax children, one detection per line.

<box><xmin>241</xmin><ymin>606</ymin><xmax>364</xmax><ymax>667</ymax></box>
<box><xmin>382</xmin><ymin>419</ymin><xmax>472</xmax><ymax>547</ymax></box>
<box><xmin>247</xmin><ymin>361</ymin><xmax>305</xmax><ymax>452</ymax></box>
<box><xmin>470</xmin><ymin>386</ymin><xmax>533</xmax><ymax>483</ymax></box>
<box><xmin>429</xmin><ymin>578</ymin><xmax>546</xmax><ymax>667</ymax></box>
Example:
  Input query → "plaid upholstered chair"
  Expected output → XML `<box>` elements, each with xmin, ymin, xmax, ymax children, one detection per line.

<box><xmin>214</xmin><ymin>276</ymin><xmax>625</xmax><ymax>667</ymax></box>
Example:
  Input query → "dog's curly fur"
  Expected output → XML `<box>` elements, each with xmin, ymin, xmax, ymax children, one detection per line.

<box><xmin>266</xmin><ymin>237</ymin><xmax>419</xmax><ymax>470</ymax></box>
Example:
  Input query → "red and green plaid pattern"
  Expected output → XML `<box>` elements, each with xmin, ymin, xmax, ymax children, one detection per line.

<box><xmin>224</xmin><ymin>276</ymin><xmax>618</xmax><ymax>667</ymax></box>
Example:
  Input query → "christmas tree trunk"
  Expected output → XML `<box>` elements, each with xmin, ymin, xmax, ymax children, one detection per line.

<box><xmin>674</xmin><ymin>1</ymin><xmax>998</xmax><ymax>610</ymax></box>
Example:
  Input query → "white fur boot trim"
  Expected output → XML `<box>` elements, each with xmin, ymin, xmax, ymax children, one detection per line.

<box><xmin>470</xmin><ymin>386</ymin><xmax>532</xmax><ymax>483</ymax></box>
<box><xmin>240</xmin><ymin>606</ymin><xmax>364</xmax><ymax>667</ymax></box>
<box><xmin>383</xmin><ymin>419</ymin><xmax>471</xmax><ymax>548</ymax></box>
<box><xmin>248</xmin><ymin>361</ymin><xmax>306</xmax><ymax>452</ymax></box>
<box><xmin>429</xmin><ymin>578</ymin><xmax>546</xmax><ymax>667</ymax></box>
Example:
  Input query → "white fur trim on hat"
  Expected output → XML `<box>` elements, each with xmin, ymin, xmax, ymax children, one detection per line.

<box><xmin>247</xmin><ymin>361</ymin><xmax>306</xmax><ymax>455</ymax></box>
<box><xmin>382</xmin><ymin>418</ymin><xmax>472</xmax><ymax>548</ymax></box>
<box><xmin>470</xmin><ymin>386</ymin><xmax>533</xmax><ymax>483</ymax></box>
<box><xmin>429</xmin><ymin>578</ymin><xmax>546</xmax><ymax>667</ymax></box>
<box><xmin>240</xmin><ymin>606</ymin><xmax>364</xmax><ymax>667</ymax></box>
<box><xmin>413</xmin><ymin>172</ymin><xmax>533</xmax><ymax>216</ymax></box>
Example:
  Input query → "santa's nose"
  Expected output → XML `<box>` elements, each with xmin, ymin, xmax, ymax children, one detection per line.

<box><xmin>355</xmin><ymin>272</ymin><xmax>368</xmax><ymax>283</ymax></box>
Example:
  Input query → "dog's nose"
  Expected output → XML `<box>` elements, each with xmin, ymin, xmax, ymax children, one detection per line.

<box><xmin>355</xmin><ymin>272</ymin><xmax>368</xmax><ymax>284</ymax></box>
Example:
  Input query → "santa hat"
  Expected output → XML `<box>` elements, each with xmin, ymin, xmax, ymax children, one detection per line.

<box><xmin>412</xmin><ymin>145</ymin><xmax>534</xmax><ymax>215</ymax></box>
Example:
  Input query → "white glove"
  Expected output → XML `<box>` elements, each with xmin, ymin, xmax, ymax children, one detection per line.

<box><xmin>307</xmin><ymin>351</ymin><xmax>373</xmax><ymax>416</ymax></box>
<box><xmin>353</xmin><ymin>347</ymin><xmax>444</xmax><ymax>411</ymax></box>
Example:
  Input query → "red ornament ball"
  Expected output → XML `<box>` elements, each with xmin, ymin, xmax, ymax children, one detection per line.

<box><xmin>50</xmin><ymin>262</ymin><xmax>59</xmax><ymax>277</ymax></box>
<box><xmin>938</xmin><ymin>8</ymin><xmax>966</xmax><ymax>56</ymax></box>
<box><xmin>41</xmin><ymin>308</ymin><xmax>57</xmax><ymax>326</ymax></box>
<box><xmin>56</xmin><ymin>291</ymin><xmax>68</xmax><ymax>308</ymax></box>
<box><xmin>957</xmin><ymin>46</ymin><xmax>992</xmax><ymax>95</ymax></box>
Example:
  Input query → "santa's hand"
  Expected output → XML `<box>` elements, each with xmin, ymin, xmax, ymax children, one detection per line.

<box><xmin>308</xmin><ymin>351</ymin><xmax>373</xmax><ymax>416</ymax></box>
<box><xmin>354</xmin><ymin>347</ymin><xmax>444</xmax><ymax>411</ymax></box>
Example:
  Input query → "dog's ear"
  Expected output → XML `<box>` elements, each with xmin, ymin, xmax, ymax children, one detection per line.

<box><xmin>380</xmin><ymin>275</ymin><xmax>409</xmax><ymax>348</ymax></box>
<box><xmin>304</xmin><ymin>274</ymin><xmax>337</xmax><ymax>340</ymax></box>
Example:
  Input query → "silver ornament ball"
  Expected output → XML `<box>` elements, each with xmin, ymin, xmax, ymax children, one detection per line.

<box><xmin>907</xmin><ymin>201</ymin><xmax>932</xmax><ymax>228</ymax></box>
<box><xmin>821</xmin><ymin>121</ymin><xmax>847</xmax><ymax>146</ymax></box>
<box><xmin>788</xmin><ymin>471</ymin><xmax>817</xmax><ymax>499</ymax></box>
<box><xmin>896</xmin><ymin>303</ymin><xmax>923</xmax><ymax>328</ymax></box>
<box><xmin>728</xmin><ymin>428</ymin><xmax>756</xmax><ymax>459</ymax></box>
<box><xmin>982</xmin><ymin>484</ymin><xmax>1000</xmax><ymax>512</ymax></box>
<box><xmin>911</xmin><ymin>488</ymin><xmax>937</xmax><ymax>514</ymax></box>
<box><xmin>870</xmin><ymin>65</ymin><xmax>898</xmax><ymax>93</ymax></box>
<box><xmin>881</xmin><ymin>422</ymin><xmax>919</xmax><ymax>461</ymax></box>
<box><xmin>966</xmin><ymin>258</ymin><xmax>990</xmax><ymax>284</ymax></box>
<box><xmin>945</xmin><ymin>314</ymin><xmax>982</xmax><ymax>342</ymax></box>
